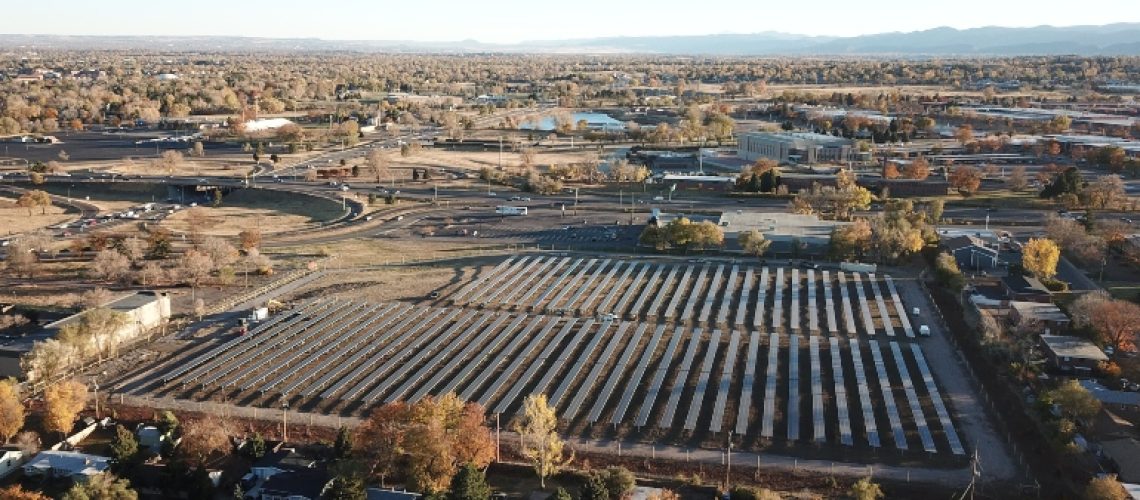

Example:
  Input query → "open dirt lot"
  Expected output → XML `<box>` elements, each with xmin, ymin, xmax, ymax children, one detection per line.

<box><xmin>0</xmin><ymin>194</ymin><xmax>73</xmax><ymax>235</ymax></box>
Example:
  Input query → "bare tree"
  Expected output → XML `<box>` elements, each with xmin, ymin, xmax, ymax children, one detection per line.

<box><xmin>156</xmin><ymin>150</ymin><xmax>183</xmax><ymax>176</ymax></box>
<box><xmin>91</xmin><ymin>250</ymin><xmax>131</xmax><ymax>284</ymax></box>
<box><xmin>179</xmin><ymin>250</ymin><xmax>215</xmax><ymax>293</ymax></box>
<box><xmin>136</xmin><ymin>262</ymin><xmax>166</xmax><ymax>287</ymax></box>
<box><xmin>1007</xmin><ymin>165</ymin><xmax>1028</xmax><ymax>191</ymax></box>
<box><xmin>367</xmin><ymin>149</ymin><xmax>390</xmax><ymax>185</ymax></box>
<box><xmin>119</xmin><ymin>237</ymin><xmax>146</xmax><ymax>265</ymax></box>
<box><xmin>200</xmin><ymin>237</ymin><xmax>239</xmax><ymax>270</ymax></box>
<box><xmin>178</xmin><ymin>415</ymin><xmax>235</xmax><ymax>467</ymax></box>
<box><xmin>78</xmin><ymin>288</ymin><xmax>114</xmax><ymax>309</ymax></box>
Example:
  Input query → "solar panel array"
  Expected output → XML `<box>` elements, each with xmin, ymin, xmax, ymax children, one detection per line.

<box><xmin>148</xmin><ymin>257</ymin><xmax>965</xmax><ymax>456</ymax></box>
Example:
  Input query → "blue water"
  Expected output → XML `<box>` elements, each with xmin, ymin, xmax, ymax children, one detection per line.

<box><xmin>521</xmin><ymin>112</ymin><xmax>625</xmax><ymax>131</ymax></box>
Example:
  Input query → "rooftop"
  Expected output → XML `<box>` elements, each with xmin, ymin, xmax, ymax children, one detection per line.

<box><xmin>738</xmin><ymin>131</ymin><xmax>854</xmax><ymax>147</ymax></box>
<box><xmin>1100</xmin><ymin>438</ymin><xmax>1140</xmax><ymax>483</ymax></box>
<box><xmin>1002</xmin><ymin>274</ymin><xmax>1049</xmax><ymax>294</ymax></box>
<box><xmin>44</xmin><ymin>291</ymin><xmax>165</xmax><ymax>331</ymax></box>
<box><xmin>1010</xmin><ymin>301</ymin><xmax>1070</xmax><ymax>324</ymax></box>
<box><xmin>1081</xmin><ymin>380</ymin><xmax>1140</xmax><ymax>407</ymax></box>
<box><xmin>1040</xmin><ymin>335</ymin><xmax>1108</xmax><ymax>361</ymax></box>
<box><xmin>23</xmin><ymin>450</ymin><xmax>111</xmax><ymax>477</ymax></box>
<box><xmin>717</xmin><ymin>211</ymin><xmax>850</xmax><ymax>245</ymax></box>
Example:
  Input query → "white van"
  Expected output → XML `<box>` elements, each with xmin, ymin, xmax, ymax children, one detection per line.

<box><xmin>919</xmin><ymin>325</ymin><xmax>931</xmax><ymax>337</ymax></box>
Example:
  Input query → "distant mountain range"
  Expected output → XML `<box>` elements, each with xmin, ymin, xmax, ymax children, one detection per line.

<box><xmin>2</xmin><ymin>24</ymin><xmax>1140</xmax><ymax>55</ymax></box>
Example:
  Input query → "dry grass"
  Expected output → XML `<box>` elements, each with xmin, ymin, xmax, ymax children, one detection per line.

<box><xmin>162</xmin><ymin>207</ymin><xmax>314</xmax><ymax>237</ymax></box>
<box><xmin>0</xmin><ymin>195</ymin><xmax>72</xmax><ymax>235</ymax></box>
<box><xmin>160</xmin><ymin>189</ymin><xmax>344</xmax><ymax>236</ymax></box>
<box><xmin>289</xmin><ymin>266</ymin><xmax>459</xmax><ymax>303</ymax></box>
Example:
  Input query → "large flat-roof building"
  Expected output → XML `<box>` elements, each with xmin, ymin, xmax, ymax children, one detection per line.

<box><xmin>717</xmin><ymin>211</ymin><xmax>851</xmax><ymax>252</ymax></box>
<box><xmin>0</xmin><ymin>291</ymin><xmax>170</xmax><ymax>380</ymax></box>
<box><xmin>737</xmin><ymin>132</ymin><xmax>855</xmax><ymax>165</ymax></box>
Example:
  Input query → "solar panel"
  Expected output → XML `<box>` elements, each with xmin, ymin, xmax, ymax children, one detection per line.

<box><xmin>910</xmin><ymin>344</ymin><xmax>965</xmax><ymax>455</ymax></box>
<box><xmin>868</xmin><ymin>340</ymin><xmax>907</xmax><ymax>450</ymax></box>
<box><xmin>684</xmin><ymin>328</ymin><xmax>722</xmax><ymax>431</ymax></box>
<box><xmin>495</xmin><ymin>318</ymin><xmax>579</xmax><ymax>415</ymax></box>
<box><xmin>613</xmin><ymin>324</ymin><xmax>667</xmax><ymax>426</ymax></box>
<box><xmin>889</xmin><ymin>341</ymin><xmax>935</xmax><ymax>453</ymax></box>
<box><xmin>848</xmin><ymin>339</ymin><xmax>881</xmax><ymax>448</ymax></box>
<box><xmin>663</xmin><ymin>265</ymin><xmax>695</xmax><ymax>320</ymax></box>
<box><xmin>476</xmin><ymin>316</ymin><xmax>560</xmax><ymax>406</ymax></box>
<box><xmin>760</xmin><ymin>332</ymin><xmax>780</xmax><ymax>439</ymax></box>
<box><xmin>735</xmin><ymin>330</ymin><xmax>761</xmax><ymax>435</ymax></box>
<box><xmin>460</xmin><ymin>315</ymin><xmax>545</xmax><ymax>401</ymax></box>
<box><xmin>636</xmin><ymin>326</ymin><xmax>686</xmax><ymax>428</ymax></box>
<box><xmin>709</xmin><ymin>330</ymin><xmax>740</xmax><ymax>433</ymax></box>
<box><xmin>830</xmin><ymin>337</ymin><xmax>853</xmax><ymax>446</ymax></box>
<box><xmin>660</xmin><ymin>327</ymin><xmax>701</xmax><ymax>428</ymax></box>
<box><xmin>869</xmin><ymin>274</ymin><xmax>896</xmax><ymax>337</ymax></box>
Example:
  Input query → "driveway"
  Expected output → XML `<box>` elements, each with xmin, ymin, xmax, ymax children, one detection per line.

<box><xmin>891</xmin><ymin>276</ymin><xmax>1021</xmax><ymax>484</ymax></box>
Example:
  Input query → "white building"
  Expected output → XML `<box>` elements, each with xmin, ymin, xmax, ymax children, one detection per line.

<box><xmin>0</xmin><ymin>446</ymin><xmax>24</xmax><ymax>478</ymax></box>
<box><xmin>718</xmin><ymin>211</ymin><xmax>851</xmax><ymax>249</ymax></box>
<box><xmin>243</xmin><ymin>118</ymin><xmax>296</xmax><ymax>132</ymax></box>
<box><xmin>22</xmin><ymin>451</ymin><xmax>110</xmax><ymax>481</ymax></box>
<box><xmin>737</xmin><ymin>132</ymin><xmax>855</xmax><ymax>165</ymax></box>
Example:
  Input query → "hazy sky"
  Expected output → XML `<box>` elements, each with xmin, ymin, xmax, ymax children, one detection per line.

<box><xmin>4</xmin><ymin>0</ymin><xmax>1137</xmax><ymax>43</ymax></box>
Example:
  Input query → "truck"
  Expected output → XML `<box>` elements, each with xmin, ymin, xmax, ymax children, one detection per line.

<box><xmin>495</xmin><ymin>206</ymin><xmax>528</xmax><ymax>216</ymax></box>
<box><xmin>250</xmin><ymin>307</ymin><xmax>269</xmax><ymax>322</ymax></box>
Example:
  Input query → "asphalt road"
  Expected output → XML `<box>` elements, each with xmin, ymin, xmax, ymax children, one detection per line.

<box><xmin>1</xmin><ymin>130</ymin><xmax>244</xmax><ymax>163</ymax></box>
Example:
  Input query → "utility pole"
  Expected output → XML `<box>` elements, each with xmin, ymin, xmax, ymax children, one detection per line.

<box><xmin>495</xmin><ymin>413</ymin><xmax>501</xmax><ymax>462</ymax></box>
<box><xmin>92</xmin><ymin>380</ymin><xmax>100</xmax><ymax>420</ymax></box>
<box><xmin>282</xmin><ymin>398</ymin><xmax>289</xmax><ymax>443</ymax></box>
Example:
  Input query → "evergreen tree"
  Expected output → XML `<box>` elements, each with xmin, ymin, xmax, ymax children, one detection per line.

<box><xmin>110</xmin><ymin>425</ymin><xmax>139</xmax><ymax>470</ymax></box>
<box><xmin>326</xmin><ymin>474</ymin><xmax>367</xmax><ymax>500</ymax></box>
<box><xmin>449</xmin><ymin>464</ymin><xmax>491</xmax><ymax>500</ymax></box>
<box><xmin>334</xmin><ymin>426</ymin><xmax>354</xmax><ymax>460</ymax></box>
<box><xmin>243</xmin><ymin>433</ymin><xmax>266</xmax><ymax>460</ymax></box>
<box><xmin>580</xmin><ymin>473</ymin><xmax>610</xmax><ymax>500</ymax></box>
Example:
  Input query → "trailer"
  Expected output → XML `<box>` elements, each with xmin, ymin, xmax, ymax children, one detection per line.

<box><xmin>840</xmin><ymin>262</ymin><xmax>877</xmax><ymax>273</ymax></box>
<box><xmin>495</xmin><ymin>206</ymin><xmax>528</xmax><ymax>216</ymax></box>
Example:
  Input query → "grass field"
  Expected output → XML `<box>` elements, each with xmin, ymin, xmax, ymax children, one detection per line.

<box><xmin>161</xmin><ymin>188</ymin><xmax>344</xmax><ymax>236</ymax></box>
<box><xmin>0</xmin><ymin>194</ymin><xmax>73</xmax><ymax>235</ymax></box>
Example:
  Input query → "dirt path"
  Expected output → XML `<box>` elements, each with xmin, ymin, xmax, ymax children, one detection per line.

<box><xmin>893</xmin><ymin>276</ymin><xmax>1021</xmax><ymax>483</ymax></box>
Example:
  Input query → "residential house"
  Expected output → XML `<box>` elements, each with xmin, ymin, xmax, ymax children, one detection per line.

<box><xmin>367</xmin><ymin>489</ymin><xmax>422</xmax><ymax>500</ymax></box>
<box><xmin>944</xmin><ymin>234</ymin><xmax>1000</xmax><ymax>271</ymax></box>
<box><xmin>242</xmin><ymin>445</ymin><xmax>327</xmax><ymax>500</ymax></box>
<box><xmin>259</xmin><ymin>468</ymin><xmax>329</xmax><ymax>500</ymax></box>
<box><xmin>1039</xmin><ymin>335</ymin><xmax>1108</xmax><ymax>374</ymax></box>
<box><xmin>22</xmin><ymin>450</ymin><xmax>110</xmax><ymax>481</ymax></box>
<box><xmin>1001</xmin><ymin>274</ymin><xmax>1051</xmax><ymax>303</ymax></box>
<box><xmin>1100</xmin><ymin>438</ymin><xmax>1140</xmax><ymax>484</ymax></box>
<box><xmin>1010</xmin><ymin>301</ymin><xmax>1071</xmax><ymax>333</ymax></box>
<box><xmin>0</xmin><ymin>446</ymin><xmax>24</xmax><ymax>478</ymax></box>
